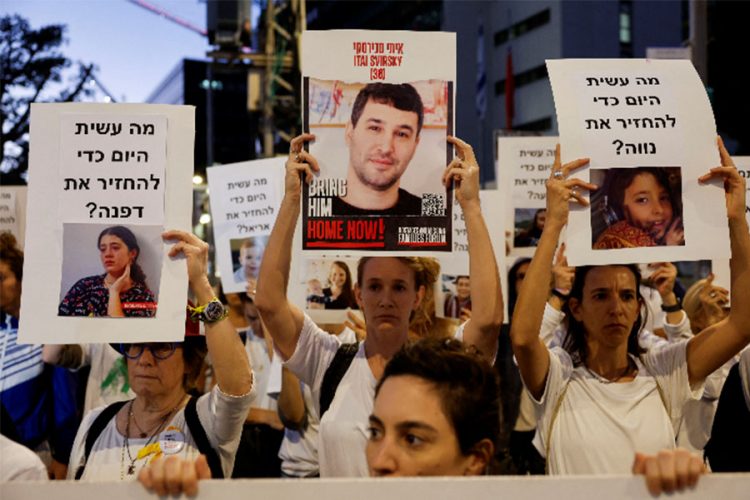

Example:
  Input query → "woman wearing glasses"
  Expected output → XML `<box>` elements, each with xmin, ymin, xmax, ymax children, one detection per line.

<box><xmin>66</xmin><ymin>230</ymin><xmax>254</xmax><ymax>481</ymax></box>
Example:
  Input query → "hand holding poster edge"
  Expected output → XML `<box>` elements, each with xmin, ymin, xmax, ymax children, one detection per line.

<box><xmin>698</xmin><ymin>137</ymin><xmax>747</xmax><ymax>225</ymax></box>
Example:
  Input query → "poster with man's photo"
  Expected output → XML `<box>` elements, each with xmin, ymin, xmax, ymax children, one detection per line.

<box><xmin>547</xmin><ymin>59</ymin><xmax>730</xmax><ymax>266</ymax></box>
<box><xmin>18</xmin><ymin>103</ymin><xmax>194</xmax><ymax>344</ymax></box>
<box><xmin>206</xmin><ymin>158</ymin><xmax>284</xmax><ymax>294</ymax></box>
<box><xmin>496</xmin><ymin>136</ymin><xmax>558</xmax><ymax>257</ymax></box>
<box><xmin>301</xmin><ymin>30</ymin><xmax>455</xmax><ymax>254</ymax></box>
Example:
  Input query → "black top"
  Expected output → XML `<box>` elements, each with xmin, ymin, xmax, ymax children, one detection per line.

<box><xmin>323</xmin><ymin>287</ymin><xmax>356</xmax><ymax>310</ymax></box>
<box><xmin>332</xmin><ymin>188</ymin><xmax>422</xmax><ymax>216</ymax></box>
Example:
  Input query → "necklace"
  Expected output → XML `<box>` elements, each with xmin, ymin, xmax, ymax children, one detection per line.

<box><xmin>120</xmin><ymin>397</ymin><xmax>185</xmax><ymax>479</ymax></box>
<box><xmin>129</xmin><ymin>407</ymin><xmax>149</xmax><ymax>438</ymax></box>
<box><xmin>585</xmin><ymin>357</ymin><xmax>637</xmax><ymax>384</ymax></box>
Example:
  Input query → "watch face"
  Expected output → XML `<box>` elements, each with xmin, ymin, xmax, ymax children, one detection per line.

<box><xmin>203</xmin><ymin>300</ymin><xmax>226</xmax><ymax>322</ymax></box>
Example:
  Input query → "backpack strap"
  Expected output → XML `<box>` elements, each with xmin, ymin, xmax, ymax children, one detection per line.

<box><xmin>74</xmin><ymin>400</ymin><xmax>129</xmax><ymax>480</ymax></box>
<box><xmin>183</xmin><ymin>395</ymin><xmax>224</xmax><ymax>479</ymax></box>
<box><xmin>319</xmin><ymin>342</ymin><xmax>360</xmax><ymax>420</ymax></box>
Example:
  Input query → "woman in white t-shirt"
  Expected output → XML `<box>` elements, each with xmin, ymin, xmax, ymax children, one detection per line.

<box><xmin>254</xmin><ymin>133</ymin><xmax>503</xmax><ymax>477</ymax></box>
<box><xmin>510</xmin><ymin>140</ymin><xmax>750</xmax><ymax>475</ymax></box>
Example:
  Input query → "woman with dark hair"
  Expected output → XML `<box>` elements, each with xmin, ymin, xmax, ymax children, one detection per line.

<box><xmin>593</xmin><ymin>167</ymin><xmax>684</xmax><ymax>249</ymax></box>
<box><xmin>514</xmin><ymin>209</ymin><xmax>546</xmax><ymax>248</ymax></box>
<box><xmin>511</xmin><ymin>140</ymin><xmax>750</xmax><ymax>475</ymax></box>
<box><xmin>366</xmin><ymin>338</ymin><xmax>498</xmax><ymax>476</ymax></box>
<box><xmin>58</xmin><ymin>225</ymin><xmax>156</xmax><ymax>317</ymax></box>
<box><xmin>323</xmin><ymin>261</ymin><xmax>357</xmax><ymax>310</ymax></box>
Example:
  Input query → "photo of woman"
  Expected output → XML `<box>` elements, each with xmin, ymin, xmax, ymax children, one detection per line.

<box><xmin>58</xmin><ymin>225</ymin><xmax>158</xmax><ymax>318</ymax></box>
<box><xmin>322</xmin><ymin>260</ymin><xmax>357</xmax><ymax>310</ymax></box>
<box><xmin>514</xmin><ymin>208</ymin><xmax>547</xmax><ymax>248</ymax></box>
<box><xmin>590</xmin><ymin>167</ymin><xmax>685</xmax><ymax>250</ymax></box>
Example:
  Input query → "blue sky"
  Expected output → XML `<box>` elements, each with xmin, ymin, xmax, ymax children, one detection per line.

<box><xmin>5</xmin><ymin>0</ymin><xmax>210</xmax><ymax>102</ymax></box>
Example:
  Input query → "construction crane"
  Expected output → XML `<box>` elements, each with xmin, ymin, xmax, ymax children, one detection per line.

<box><xmin>126</xmin><ymin>0</ymin><xmax>208</xmax><ymax>37</ymax></box>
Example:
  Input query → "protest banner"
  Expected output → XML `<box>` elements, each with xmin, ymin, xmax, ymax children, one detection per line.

<box><xmin>496</xmin><ymin>136</ymin><xmax>558</xmax><ymax>257</ymax></box>
<box><xmin>206</xmin><ymin>158</ymin><xmax>284</xmax><ymax>294</ymax></box>
<box><xmin>300</xmin><ymin>30</ymin><xmax>455</xmax><ymax>254</ymax></box>
<box><xmin>0</xmin><ymin>186</ymin><xmax>26</xmax><ymax>247</ymax></box>
<box><xmin>547</xmin><ymin>59</ymin><xmax>728</xmax><ymax>266</ymax></box>
<box><xmin>18</xmin><ymin>103</ymin><xmax>194</xmax><ymax>344</ymax></box>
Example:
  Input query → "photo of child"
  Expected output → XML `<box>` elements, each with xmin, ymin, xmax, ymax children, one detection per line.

<box><xmin>590</xmin><ymin>167</ymin><xmax>685</xmax><ymax>250</ymax></box>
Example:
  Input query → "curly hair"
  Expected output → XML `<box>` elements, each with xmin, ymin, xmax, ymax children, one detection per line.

<box><xmin>0</xmin><ymin>232</ymin><xmax>23</xmax><ymax>282</ymax></box>
<box><xmin>376</xmin><ymin>338</ymin><xmax>500</xmax><ymax>455</ymax></box>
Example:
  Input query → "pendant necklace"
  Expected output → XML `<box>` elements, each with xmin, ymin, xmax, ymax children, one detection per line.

<box><xmin>120</xmin><ymin>398</ymin><xmax>183</xmax><ymax>479</ymax></box>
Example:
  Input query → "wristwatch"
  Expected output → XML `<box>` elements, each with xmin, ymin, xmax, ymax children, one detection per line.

<box><xmin>188</xmin><ymin>297</ymin><xmax>229</xmax><ymax>323</ymax></box>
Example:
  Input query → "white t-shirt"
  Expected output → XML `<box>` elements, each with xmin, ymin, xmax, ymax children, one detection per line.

<box><xmin>0</xmin><ymin>435</ymin><xmax>48</xmax><ymax>481</ymax></box>
<box><xmin>78</xmin><ymin>344</ymin><xmax>135</xmax><ymax>415</ymax></box>
<box><xmin>67</xmin><ymin>385</ymin><xmax>253</xmax><ymax>481</ymax></box>
<box><xmin>278</xmin><ymin>328</ymin><xmax>356</xmax><ymax>477</ymax></box>
<box><xmin>285</xmin><ymin>315</ymin><xmax>466</xmax><ymax>477</ymax></box>
<box><xmin>531</xmin><ymin>341</ymin><xmax>702</xmax><ymax>475</ymax></box>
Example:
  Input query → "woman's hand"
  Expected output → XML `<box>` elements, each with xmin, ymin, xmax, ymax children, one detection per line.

<box><xmin>545</xmin><ymin>145</ymin><xmax>595</xmax><ymax>228</ymax></box>
<box><xmin>648</xmin><ymin>262</ymin><xmax>678</xmax><ymax>299</ymax></box>
<box><xmin>551</xmin><ymin>243</ymin><xmax>575</xmax><ymax>294</ymax></box>
<box><xmin>699</xmin><ymin>273</ymin><xmax>730</xmax><ymax>325</ymax></box>
<box><xmin>162</xmin><ymin>230</ymin><xmax>213</xmax><ymax>301</ymax></box>
<box><xmin>699</xmin><ymin>136</ymin><xmax>747</xmax><ymax>222</ymax></box>
<box><xmin>286</xmin><ymin>133</ymin><xmax>319</xmax><ymax>199</ymax></box>
<box><xmin>662</xmin><ymin>217</ymin><xmax>685</xmax><ymax>246</ymax></box>
<box><xmin>632</xmin><ymin>448</ymin><xmax>705</xmax><ymax>496</ymax></box>
<box><xmin>138</xmin><ymin>455</ymin><xmax>211</xmax><ymax>496</ymax></box>
<box><xmin>443</xmin><ymin>136</ymin><xmax>480</xmax><ymax>208</ymax></box>
<box><xmin>108</xmin><ymin>264</ymin><xmax>132</xmax><ymax>294</ymax></box>
<box><xmin>344</xmin><ymin>310</ymin><xmax>367</xmax><ymax>342</ymax></box>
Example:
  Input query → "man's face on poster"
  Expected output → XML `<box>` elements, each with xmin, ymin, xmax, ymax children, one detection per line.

<box><xmin>345</xmin><ymin>100</ymin><xmax>420</xmax><ymax>192</ymax></box>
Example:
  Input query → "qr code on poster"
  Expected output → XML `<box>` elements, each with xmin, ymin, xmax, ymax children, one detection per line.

<box><xmin>421</xmin><ymin>194</ymin><xmax>445</xmax><ymax>216</ymax></box>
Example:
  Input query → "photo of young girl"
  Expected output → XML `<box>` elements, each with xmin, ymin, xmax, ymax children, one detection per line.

<box><xmin>590</xmin><ymin>166</ymin><xmax>685</xmax><ymax>250</ymax></box>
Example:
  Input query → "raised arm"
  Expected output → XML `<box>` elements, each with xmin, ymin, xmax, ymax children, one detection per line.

<box><xmin>163</xmin><ymin>230</ymin><xmax>252</xmax><ymax>397</ymax></box>
<box><xmin>510</xmin><ymin>146</ymin><xmax>593</xmax><ymax>398</ymax></box>
<box><xmin>686</xmin><ymin>137</ymin><xmax>750</xmax><ymax>384</ymax></box>
<box><xmin>443</xmin><ymin>136</ymin><xmax>503</xmax><ymax>360</ymax></box>
<box><xmin>255</xmin><ymin>134</ymin><xmax>319</xmax><ymax>360</ymax></box>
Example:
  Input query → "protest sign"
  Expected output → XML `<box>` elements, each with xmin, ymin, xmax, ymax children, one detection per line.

<box><xmin>547</xmin><ymin>59</ymin><xmax>728</xmax><ymax>266</ymax></box>
<box><xmin>206</xmin><ymin>158</ymin><xmax>284</xmax><ymax>294</ymax></box>
<box><xmin>300</xmin><ymin>30</ymin><xmax>455</xmax><ymax>254</ymax></box>
<box><xmin>496</xmin><ymin>136</ymin><xmax>558</xmax><ymax>257</ymax></box>
<box><xmin>19</xmin><ymin>103</ymin><xmax>194</xmax><ymax>344</ymax></box>
<box><xmin>0</xmin><ymin>187</ymin><xmax>25</xmax><ymax>246</ymax></box>
<box><xmin>438</xmin><ymin>191</ymin><xmax>507</xmax><ymax>322</ymax></box>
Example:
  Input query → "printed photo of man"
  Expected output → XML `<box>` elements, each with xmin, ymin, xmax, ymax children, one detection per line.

<box><xmin>333</xmin><ymin>83</ymin><xmax>424</xmax><ymax>216</ymax></box>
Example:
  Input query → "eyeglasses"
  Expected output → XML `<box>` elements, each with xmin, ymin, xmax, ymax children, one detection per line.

<box><xmin>119</xmin><ymin>343</ymin><xmax>178</xmax><ymax>360</ymax></box>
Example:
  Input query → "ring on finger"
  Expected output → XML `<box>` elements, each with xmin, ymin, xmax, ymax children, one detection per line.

<box><xmin>710</xmin><ymin>292</ymin><xmax>717</xmax><ymax>298</ymax></box>
<box><xmin>553</xmin><ymin>170</ymin><xmax>564</xmax><ymax>180</ymax></box>
<box><xmin>294</xmin><ymin>153</ymin><xmax>301</xmax><ymax>162</ymax></box>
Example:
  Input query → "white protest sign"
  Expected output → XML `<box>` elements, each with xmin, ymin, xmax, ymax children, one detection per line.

<box><xmin>438</xmin><ymin>191</ymin><xmax>507</xmax><ymax>321</ymax></box>
<box><xmin>206</xmin><ymin>158</ymin><xmax>284</xmax><ymax>294</ymax></box>
<box><xmin>0</xmin><ymin>188</ymin><xmax>21</xmax><ymax>242</ymax></box>
<box><xmin>547</xmin><ymin>59</ymin><xmax>728</xmax><ymax>266</ymax></box>
<box><xmin>496</xmin><ymin>136</ymin><xmax>558</xmax><ymax>257</ymax></box>
<box><xmin>19</xmin><ymin>103</ymin><xmax>194</xmax><ymax>344</ymax></box>
<box><xmin>59</xmin><ymin>115</ymin><xmax>166</xmax><ymax>221</ymax></box>
<box><xmin>300</xmin><ymin>30</ymin><xmax>455</xmax><ymax>255</ymax></box>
